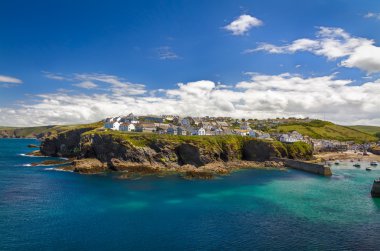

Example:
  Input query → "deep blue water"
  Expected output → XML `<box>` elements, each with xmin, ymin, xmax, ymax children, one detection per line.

<box><xmin>1</xmin><ymin>139</ymin><xmax>380</xmax><ymax>250</ymax></box>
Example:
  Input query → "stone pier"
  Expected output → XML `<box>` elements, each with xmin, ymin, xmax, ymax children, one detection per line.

<box><xmin>272</xmin><ymin>158</ymin><xmax>332</xmax><ymax>176</ymax></box>
<box><xmin>371</xmin><ymin>180</ymin><xmax>380</xmax><ymax>198</ymax></box>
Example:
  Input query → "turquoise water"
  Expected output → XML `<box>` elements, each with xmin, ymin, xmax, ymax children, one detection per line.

<box><xmin>1</xmin><ymin>139</ymin><xmax>380</xmax><ymax>250</ymax></box>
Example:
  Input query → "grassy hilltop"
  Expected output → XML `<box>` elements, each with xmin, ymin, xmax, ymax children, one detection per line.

<box><xmin>0</xmin><ymin>122</ymin><xmax>103</xmax><ymax>138</ymax></box>
<box><xmin>271</xmin><ymin>120</ymin><xmax>377</xmax><ymax>142</ymax></box>
<box><xmin>347</xmin><ymin>125</ymin><xmax>380</xmax><ymax>136</ymax></box>
<box><xmin>1</xmin><ymin>119</ymin><xmax>378</xmax><ymax>143</ymax></box>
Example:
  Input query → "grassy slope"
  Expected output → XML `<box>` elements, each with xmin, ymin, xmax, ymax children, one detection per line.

<box><xmin>274</xmin><ymin>120</ymin><xmax>377</xmax><ymax>142</ymax></box>
<box><xmin>347</xmin><ymin>125</ymin><xmax>380</xmax><ymax>135</ymax></box>
<box><xmin>0</xmin><ymin>121</ymin><xmax>103</xmax><ymax>138</ymax></box>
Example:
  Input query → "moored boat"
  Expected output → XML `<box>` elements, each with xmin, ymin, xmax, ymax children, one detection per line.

<box><xmin>366</xmin><ymin>167</ymin><xmax>372</xmax><ymax>171</ymax></box>
<box><xmin>353</xmin><ymin>163</ymin><xmax>360</xmax><ymax>168</ymax></box>
<box><xmin>370</xmin><ymin>161</ymin><xmax>378</xmax><ymax>166</ymax></box>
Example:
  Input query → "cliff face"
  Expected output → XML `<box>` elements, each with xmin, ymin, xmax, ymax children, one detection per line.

<box><xmin>40</xmin><ymin>128</ymin><xmax>312</xmax><ymax>172</ymax></box>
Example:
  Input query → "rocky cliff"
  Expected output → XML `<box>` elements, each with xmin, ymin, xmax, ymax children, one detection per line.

<box><xmin>39</xmin><ymin>128</ymin><xmax>312</xmax><ymax>174</ymax></box>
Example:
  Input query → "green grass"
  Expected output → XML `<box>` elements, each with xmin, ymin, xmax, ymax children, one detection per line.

<box><xmin>273</xmin><ymin>120</ymin><xmax>377</xmax><ymax>143</ymax></box>
<box><xmin>347</xmin><ymin>125</ymin><xmax>380</xmax><ymax>136</ymax></box>
<box><xmin>0</xmin><ymin>121</ymin><xmax>103</xmax><ymax>138</ymax></box>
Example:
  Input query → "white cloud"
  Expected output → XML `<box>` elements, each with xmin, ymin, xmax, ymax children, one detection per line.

<box><xmin>0</xmin><ymin>75</ymin><xmax>22</xmax><ymax>87</ymax></box>
<box><xmin>365</xmin><ymin>12</ymin><xmax>380</xmax><ymax>20</ymax></box>
<box><xmin>250</xmin><ymin>27</ymin><xmax>380</xmax><ymax>73</ymax></box>
<box><xmin>73</xmin><ymin>81</ymin><xmax>98</xmax><ymax>89</ymax></box>
<box><xmin>2</xmin><ymin>73</ymin><xmax>380</xmax><ymax>126</ymax></box>
<box><xmin>156</xmin><ymin>46</ymin><xmax>180</xmax><ymax>60</ymax></box>
<box><xmin>224</xmin><ymin>14</ymin><xmax>263</xmax><ymax>35</ymax></box>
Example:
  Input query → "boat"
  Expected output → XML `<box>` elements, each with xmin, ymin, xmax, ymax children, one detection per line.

<box><xmin>366</xmin><ymin>167</ymin><xmax>372</xmax><ymax>171</ymax></box>
<box><xmin>370</xmin><ymin>161</ymin><xmax>378</xmax><ymax>166</ymax></box>
<box><xmin>334</xmin><ymin>162</ymin><xmax>339</xmax><ymax>165</ymax></box>
<box><xmin>353</xmin><ymin>163</ymin><xmax>361</xmax><ymax>168</ymax></box>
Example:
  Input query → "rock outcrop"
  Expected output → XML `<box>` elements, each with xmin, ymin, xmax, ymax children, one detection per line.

<box><xmin>39</xmin><ymin>128</ymin><xmax>313</xmax><ymax>177</ymax></box>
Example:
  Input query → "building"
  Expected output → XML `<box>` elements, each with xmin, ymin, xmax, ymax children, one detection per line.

<box><xmin>135</xmin><ymin>123</ymin><xmax>157</xmax><ymax>133</ymax></box>
<box><xmin>177</xmin><ymin>127</ymin><xmax>188</xmax><ymax>135</ymax></box>
<box><xmin>119</xmin><ymin>123</ymin><xmax>135</xmax><ymax>132</ymax></box>
<box><xmin>167</xmin><ymin>126</ymin><xmax>176</xmax><ymax>135</ymax></box>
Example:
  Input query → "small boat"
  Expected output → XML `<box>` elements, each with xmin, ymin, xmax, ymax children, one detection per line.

<box><xmin>370</xmin><ymin>161</ymin><xmax>378</xmax><ymax>166</ymax></box>
<box><xmin>366</xmin><ymin>167</ymin><xmax>372</xmax><ymax>171</ymax></box>
<box><xmin>334</xmin><ymin>162</ymin><xmax>340</xmax><ymax>165</ymax></box>
<box><xmin>353</xmin><ymin>163</ymin><xmax>361</xmax><ymax>168</ymax></box>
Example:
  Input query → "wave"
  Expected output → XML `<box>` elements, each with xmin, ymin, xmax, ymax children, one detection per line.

<box><xmin>44</xmin><ymin>167</ymin><xmax>73</xmax><ymax>172</ymax></box>
<box><xmin>18</xmin><ymin>153</ymin><xmax>49</xmax><ymax>158</ymax></box>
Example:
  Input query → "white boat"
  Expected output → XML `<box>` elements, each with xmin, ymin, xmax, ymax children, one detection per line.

<box><xmin>370</xmin><ymin>161</ymin><xmax>378</xmax><ymax>166</ymax></box>
<box><xmin>353</xmin><ymin>163</ymin><xmax>361</xmax><ymax>168</ymax></box>
<box><xmin>366</xmin><ymin>167</ymin><xmax>372</xmax><ymax>171</ymax></box>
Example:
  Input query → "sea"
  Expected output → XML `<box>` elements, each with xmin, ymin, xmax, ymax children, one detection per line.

<box><xmin>1</xmin><ymin>138</ymin><xmax>380</xmax><ymax>250</ymax></box>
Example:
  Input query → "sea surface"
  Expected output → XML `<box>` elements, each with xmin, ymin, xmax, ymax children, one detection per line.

<box><xmin>1</xmin><ymin>139</ymin><xmax>380</xmax><ymax>250</ymax></box>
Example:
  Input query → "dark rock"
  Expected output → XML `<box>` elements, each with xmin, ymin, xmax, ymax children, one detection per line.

<box><xmin>71</xmin><ymin>158</ymin><xmax>106</xmax><ymax>174</ymax></box>
<box><xmin>27</xmin><ymin>144</ymin><xmax>39</xmax><ymax>148</ymax></box>
<box><xmin>243</xmin><ymin>140</ymin><xmax>281</xmax><ymax>161</ymax></box>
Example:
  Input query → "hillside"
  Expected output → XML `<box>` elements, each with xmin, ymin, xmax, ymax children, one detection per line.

<box><xmin>0</xmin><ymin>122</ymin><xmax>103</xmax><ymax>138</ymax></box>
<box><xmin>273</xmin><ymin>120</ymin><xmax>377</xmax><ymax>142</ymax></box>
<box><xmin>347</xmin><ymin>125</ymin><xmax>380</xmax><ymax>136</ymax></box>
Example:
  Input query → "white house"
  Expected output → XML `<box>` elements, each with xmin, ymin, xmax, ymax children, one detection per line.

<box><xmin>119</xmin><ymin>123</ymin><xmax>135</xmax><ymax>132</ymax></box>
<box><xmin>193</xmin><ymin>127</ymin><xmax>206</xmax><ymax>136</ymax></box>
<box><xmin>111</xmin><ymin>121</ymin><xmax>121</xmax><ymax>131</ymax></box>
<box><xmin>279</xmin><ymin>131</ymin><xmax>303</xmax><ymax>143</ymax></box>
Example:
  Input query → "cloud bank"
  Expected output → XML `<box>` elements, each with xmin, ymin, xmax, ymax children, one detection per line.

<box><xmin>1</xmin><ymin>72</ymin><xmax>380</xmax><ymax>126</ymax></box>
<box><xmin>249</xmin><ymin>27</ymin><xmax>380</xmax><ymax>73</ymax></box>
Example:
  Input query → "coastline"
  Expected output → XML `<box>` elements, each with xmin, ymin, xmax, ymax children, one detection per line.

<box><xmin>315</xmin><ymin>150</ymin><xmax>380</xmax><ymax>162</ymax></box>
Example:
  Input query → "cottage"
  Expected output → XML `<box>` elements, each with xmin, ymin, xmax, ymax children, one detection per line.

<box><xmin>166</xmin><ymin>126</ymin><xmax>177</xmax><ymax>135</ymax></box>
<box><xmin>177</xmin><ymin>127</ymin><xmax>188</xmax><ymax>135</ymax></box>
<box><xmin>193</xmin><ymin>127</ymin><xmax>206</xmax><ymax>136</ymax></box>
<box><xmin>119</xmin><ymin>123</ymin><xmax>135</xmax><ymax>132</ymax></box>
<box><xmin>135</xmin><ymin>123</ymin><xmax>157</xmax><ymax>133</ymax></box>
<box><xmin>111</xmin><ymin>121</ymin><xmax>121</xmax><ymax>131</ymax></box>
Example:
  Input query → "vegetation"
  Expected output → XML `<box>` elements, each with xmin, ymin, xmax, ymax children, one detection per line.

<box><xmin>0</xmin><ymin>121</ymin><xmax>103</xmax><ymax>138</ymax></box>
<box><xmin>348</xmin><ymin>125</ymin><xmax>380</xmax><ymax>137</ymax></box>
<box><xmin>272</xmin><ymin>120</ymin><xmax>377</xmax><ymax>143</ymax></box>
<box><xmin>82</xmin><ymin>129</ymin><xmax>312</xmax><ymax>160</ymax></box>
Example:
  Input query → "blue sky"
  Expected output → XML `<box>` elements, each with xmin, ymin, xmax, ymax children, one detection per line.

<box><xmin>1</xmin><ymin>0</ymin><xmax>380</xmax><ymax>126</ymax></box>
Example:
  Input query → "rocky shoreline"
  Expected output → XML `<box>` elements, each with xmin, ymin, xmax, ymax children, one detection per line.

<box><xmin>23</xmin><ymin>126</ymin><xmax>314</xmax><ymax>179</ymax></box>
<box><xmin>28</xmin><ymin>153</ymin><xmax>285</xmax><ymax>179</ymax></box>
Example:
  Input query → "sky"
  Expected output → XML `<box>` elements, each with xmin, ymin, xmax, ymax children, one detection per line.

<box><xmin>1</xmin><ymin>0</ymin><xmax>380</xmax><ymax>126</ymax></box>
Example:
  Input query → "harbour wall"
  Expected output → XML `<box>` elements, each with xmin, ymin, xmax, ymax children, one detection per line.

<box><xmin>371</xmin><ymin>181</ymin><xmax>380</xmax><ymax>198</ymax></box>
<box><xmin>272</xmin><ymin>158</ymin><xmax>332</xmax><ymax>176</ymax></box>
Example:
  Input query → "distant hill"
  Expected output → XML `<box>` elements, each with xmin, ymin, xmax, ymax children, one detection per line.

<box><xmin>0</xmin><ymin>122</ymin><xmax>103</xmax><ymax>138</ymax></box>
<box><xmin>347</xmin><ymin>125</ymin><xmax>380</xmax><ymax>136</ymax></box>
<box><xmin>273</xmin><ymin>120</ymin><xmax>377</xmax><ymax>143</ymax></box>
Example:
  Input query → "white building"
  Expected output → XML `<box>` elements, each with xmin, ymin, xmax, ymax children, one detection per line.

<box><xmin>119</xmin><ymin>123</ymin><xmax>135</xmax><ymax>132</ymax></box>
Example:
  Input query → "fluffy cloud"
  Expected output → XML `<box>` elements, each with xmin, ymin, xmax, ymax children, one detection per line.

<box><xmin>224</xmin><ymin>14</ymin><xmax>263</xmax><ymax>35</ymax></box>
<box><xmin>1</xmin><ymin>73</ymin><xmax>380</xmax><ymax>126</ymax></box>
<box><xmin>250</xmin><ymin>27</ymin><xmax>380</xmax><ymax>73</ymax></box>
<box><xmin>0</xmin><ymin>75</ymin><xmax>22</xmax><ymax>87</ymax></box>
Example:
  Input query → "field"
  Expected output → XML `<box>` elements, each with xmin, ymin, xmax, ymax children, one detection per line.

<box><xmin>347</xmin><ymin>125</ymin><xmax>380</xmax><ymax>136</ymax></box>
<box><xmin>273</xmin><ymin>121</ymin><xmax>377</xmax><ymax>142</ymax></box>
